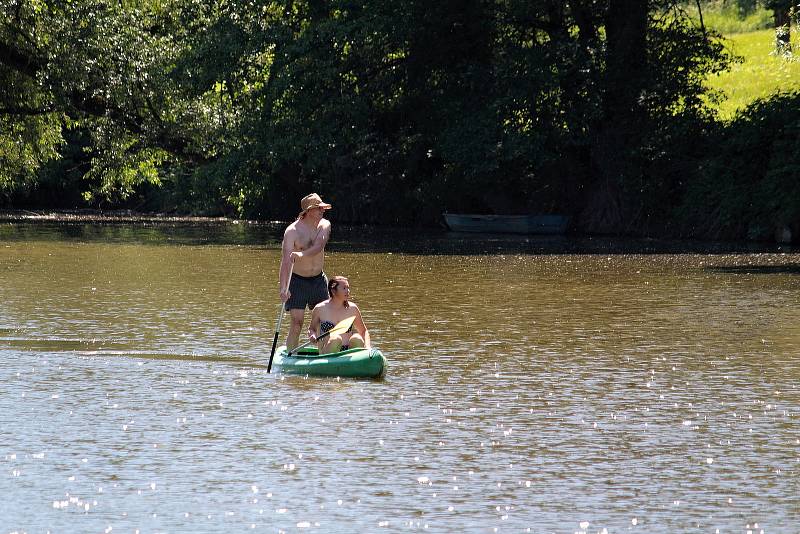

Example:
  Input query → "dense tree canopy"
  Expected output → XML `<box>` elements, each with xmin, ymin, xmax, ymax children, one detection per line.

<box><xmin>3</xmin><ymin>0</ymin><xmax>791</xmax><ymax>239</ymax></box>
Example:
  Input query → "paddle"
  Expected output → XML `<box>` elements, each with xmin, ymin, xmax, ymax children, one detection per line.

<box><xmin>267</xmin><ymin>262</ymin><xmax>293</xmax><ymax>373</ymax></box>
<box><xmin>287</xmin><ymin>315</ymin><xmax>356</xmax><ymax>356</ymax></box>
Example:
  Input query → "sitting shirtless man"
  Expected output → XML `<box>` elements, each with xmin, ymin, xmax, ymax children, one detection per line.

<box><xmin>308</xmin><ymin>276</ymin><xmax>370</xmax><ymax>354</ymax></box>
<box><xmin>279</xmin><ymin>193</ymin><xmax>332</xmax><ymax>349</ymax></box>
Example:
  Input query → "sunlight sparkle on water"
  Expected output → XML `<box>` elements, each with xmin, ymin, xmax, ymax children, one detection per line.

<box><xmin>4</xmin><ymin>236</ymin><xmax>800</xmax><ymax>531</ymax></box>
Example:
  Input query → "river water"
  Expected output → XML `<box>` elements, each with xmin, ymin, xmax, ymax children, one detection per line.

<box><xmin>1</xmin><ymin>221</ymin><xmax>799</xmax><ymax>533</ymax></box>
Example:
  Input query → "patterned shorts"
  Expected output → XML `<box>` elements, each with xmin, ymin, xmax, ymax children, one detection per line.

<box><xmin>285</xmin><ymin>272</ymin><xmax>329</xmax><ymax>311</ymax></box>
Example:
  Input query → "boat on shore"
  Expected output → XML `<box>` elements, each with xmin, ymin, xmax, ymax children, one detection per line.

<box><xmin>273</xmin><ymin>345</ymin><xmax>387</xmax><ymax>378</ymax></box>
<box><xmin>443</xmin><ymin>213</ymin><xmax>569</xmax><ymax>235</ymax></box>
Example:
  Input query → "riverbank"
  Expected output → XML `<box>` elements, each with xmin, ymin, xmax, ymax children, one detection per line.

<box><xmin>2</xmin><ymin>209</ymin><xmax>797</xmax><ymax>256</ymax></box>
<box><xmin>0</xmin><ymin>209</ymin><xmax>264</xmax><ymax>225</ymax></box>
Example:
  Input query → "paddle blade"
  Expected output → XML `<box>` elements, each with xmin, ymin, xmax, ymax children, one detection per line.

<box><xmin>287</xmin><ymin>315</ymin><xmax>357</xmax><ymax>357</ymax></box>
<box><xmin>327</xmin><ymin>315</ymin><xmax>356</xmax><ymax>337</ymax></box>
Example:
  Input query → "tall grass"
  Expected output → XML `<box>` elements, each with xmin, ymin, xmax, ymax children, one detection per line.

<box><xmin>683</xmin><ymin>1</ymin><xmax>773</xmax><ymax>34</ymax></box>
<box><xmin>683</xmin><ymin>2</ymin><xmax>800</xmax><ymax>119</ymax></box>
<box><xmin>707</xmin><ymin>29</ymin><xmax>800</xmax><ymax>119</ymax></box>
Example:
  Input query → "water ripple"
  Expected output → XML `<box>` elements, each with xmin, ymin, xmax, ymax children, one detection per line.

<box><xmin>1</xmin><ymin>235</ymin><xmax>799</xmax><ymax>531</ymax></box>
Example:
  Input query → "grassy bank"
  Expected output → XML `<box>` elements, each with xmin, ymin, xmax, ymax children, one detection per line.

<box><xmin>683</xmin><ymin>2</ymin><xmax>800</xmax><ymax>119</ymax></box>
<box><xmin>708</xmin><ymin>29</ymin><xmax>800</xmax><ymax>119</ymax></box>
<box><xmin>686</xmin><ymin>2</ymin><xmax>773</xmax><ymax>34</ymax></box>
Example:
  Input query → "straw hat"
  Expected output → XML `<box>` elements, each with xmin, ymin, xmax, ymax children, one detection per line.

<box><xmin>298</xmin><ymin>193</ymin><xmax>332</xmax><ymax>217</ymax></box>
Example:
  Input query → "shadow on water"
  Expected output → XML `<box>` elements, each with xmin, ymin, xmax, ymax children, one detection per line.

<box><xmin>705</xmin><ymin>264</ymin><xmax>800</xmax><ymax>275</ymax></box>
<box><xmin>1</xmin><ymin>219</ymin><xmax>796</xmax><ymax>254</ymax></box>
<box><xmin>2</xmin><ymin>336</ymin><xmax>388</xmax><ymax>378</ymax></box>
<box><xmin>0</xmin><ymin>220</ymin><xmax>286</xmax><ymax>247</ymax></box>
<box><xmin>75</xmin><ymin>350</ymin><xmax>255</xmax><ymax>365</ymax></box>
<box><xmin>0</xmin><ymin>337</ymin><xmax>254</xmax><ymax>365</ymax></box>
<box><xmin>77</xmin><ymin>350</ymin><xmax>388</xmax><ymax>382</ymax></box>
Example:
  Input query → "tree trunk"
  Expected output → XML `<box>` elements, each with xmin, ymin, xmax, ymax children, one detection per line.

<box><xmin>774</xmin><ymin>5</ymin><xmax>792</xmax><ymax>54</ymax></box>
<box><xmin>571</xmin><ymin>0</ymin><xmax>598</xmax><ymax>44</ymax></box>
<box><xmin>582</xmin><ymin>0</ymin><xmax>648</xmax><ymax>234</ymax></box>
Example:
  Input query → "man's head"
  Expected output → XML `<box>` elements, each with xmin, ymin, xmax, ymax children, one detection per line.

<box><xmin>298</xmin><ymin>193</ymin><xmax>332</xmax><ymax>219</ymax></box>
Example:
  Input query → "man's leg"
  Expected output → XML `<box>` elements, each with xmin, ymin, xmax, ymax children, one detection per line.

<box><xmin>286</xmin><ymin>308</ymin><xmax>305</xmax><ymax>349</ymax></box>
<box><xmin>308</xmin><ymin>273</ymin><xmax>329</xmax><ymax>309</ymax></box>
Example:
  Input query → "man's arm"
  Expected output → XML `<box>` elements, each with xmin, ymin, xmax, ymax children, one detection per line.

<box><xmin>292</xmin><ymin>220</ymin><xmax>331</xmax><ymax>260</ymax></box>
<box><xmin>279</xmin><ymin>228</ymin><xmax>296</xmax><ymax>300</ymax></box>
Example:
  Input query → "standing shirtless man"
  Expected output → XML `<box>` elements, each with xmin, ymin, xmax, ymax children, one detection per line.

<box><xmin>279</xmin><ymin>193</ymin><xmax>333</xmax><ymax>349</ymax></box>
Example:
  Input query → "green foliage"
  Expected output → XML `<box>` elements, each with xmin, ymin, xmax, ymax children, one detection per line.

<box><xmin>82</xmin><ymin>127</ymin><xmax>170</xmax><ymax>204</ymax></box>
<box><xmin>0</xmin><ymin>0</ymin><xmax>219</xmax><ymax>207</ymax></box>
<box><xmin>585</xmin><ymin>4</ymin><xmax>734</xmax><ymax>233</ymax></box>
<box><xmin>0</xmin><ymin>0</ymin><xmax>752</xmax><ymax>236</ymax></box>
<box><xmin>685</xmin><ymin>1</ymin><xmax>773</xmax><ymax>34</ymax></box>
<box><xmin>0</xmin><ymin>6</ymin><xmax>65</xmax><ymax>198</ymax></box>
<box><xmin>0</xmin><ymin>113</ymin><xmax>64</xmax><ymax>198</ymax></box>
<box><xmin>680</xmin><ymin>91</ymin><xmax>800</xmax><ymax>239</ymax></box>
<box><xmin>646</xmin><ymin>11</ymin><xmax>733</xmax><ymax>116</ymax></box>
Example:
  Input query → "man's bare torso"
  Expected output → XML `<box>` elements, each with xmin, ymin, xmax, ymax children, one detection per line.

<box><xmin>286</xmin><ymin>218</ymin><xmax>327</xmax><ymax>276</ymax></box>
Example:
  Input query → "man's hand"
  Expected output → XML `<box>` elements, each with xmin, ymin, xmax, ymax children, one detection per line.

<box><xmin>280</xmin><ymin>253</ymin><xmax>297</xmax><ymax>301</ymax></box>
<box><xmin>290</xmin><ymin>251</ymin><xmax>303</xmax><ymax>262</ymax></box>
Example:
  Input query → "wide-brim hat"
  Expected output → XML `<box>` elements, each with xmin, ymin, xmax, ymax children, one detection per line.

<box><xmin>300</xmin><ymin>193</ymin><xmax>332</xmax><ymax>213</ymax></box>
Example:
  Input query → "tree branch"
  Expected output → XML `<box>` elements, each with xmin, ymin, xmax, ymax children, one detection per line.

<box><xmin>694</xmin><ymin>0</ymin><xmax>706</xmax><ymax>35</ymax></box>
<box><xmin>0</xmin><ymin>105</ymin><xmax>57</xmax><ymax>115</ymax></box>
<box><xmin>0</xmin><ymin>40</ymin><xmax>44</xmax><ymax>77</ymax></box>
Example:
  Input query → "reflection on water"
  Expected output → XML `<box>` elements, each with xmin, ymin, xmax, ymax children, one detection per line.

<box><xmin>1</xmin><ymin>223</ymin><xmax>799</xmax><ymax>532</ymax></box>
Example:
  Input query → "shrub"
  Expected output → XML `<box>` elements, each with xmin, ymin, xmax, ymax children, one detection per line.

<box><xmin>679</xmin><ymin>91</ymin><xmax>800</xmax><ymax>239</ymax></box>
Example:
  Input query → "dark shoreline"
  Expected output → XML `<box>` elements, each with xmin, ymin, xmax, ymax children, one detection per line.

<box><xmin>0</xmin><ymin>209</ymin><xmax>276</xmax><ymax>225</ymax></box>
<box><xmin>2</xmin><ymin>208</ymin><xmax>798</xmax><ymax>256</ymax></box>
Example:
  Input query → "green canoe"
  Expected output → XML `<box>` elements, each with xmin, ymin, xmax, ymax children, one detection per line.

<box><xmin>273</xmin><ymin>345</ymin><xmax>387</xmax><ymax>378</ymax></box>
